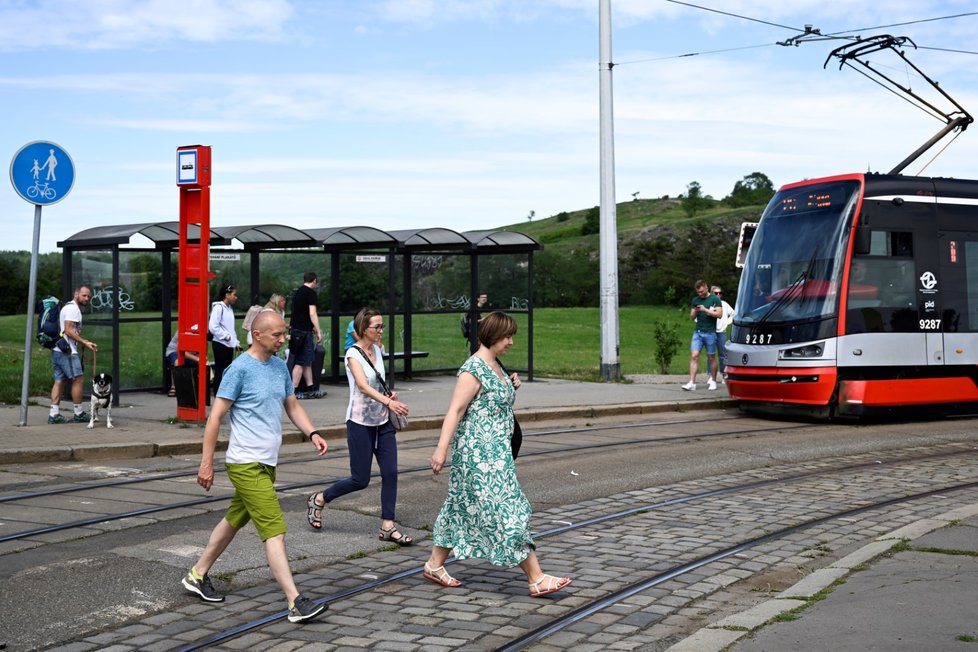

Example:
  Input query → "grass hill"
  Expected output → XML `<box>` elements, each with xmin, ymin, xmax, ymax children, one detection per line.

<box><xmin>495</xmin><ymin>197</ymin><xmax>766</xmax><ymax>307</ymax></box>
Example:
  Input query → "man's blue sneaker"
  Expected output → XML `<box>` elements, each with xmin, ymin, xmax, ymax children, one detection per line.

<box><xmin>72</xmin><ymin>412</ymin><xmax>90</xmax><ymax>423</ymax></box>
<box><xmin>48</xmin><ymin>414</ymin><xmax>69</xmax><ymax>424</ymax></box>
<box><xmin>295</xmin><ymin>391</ymin><xmax>308</xmax><ymax>399</ymax></box>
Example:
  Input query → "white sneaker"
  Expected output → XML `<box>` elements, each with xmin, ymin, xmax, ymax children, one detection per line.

<box><xmin>681</xmin><ymin>381</ymin><xmax>696</xmax><ymax>391</ymax></box>
<box><xmin>707</xmin><ymin>379</ymin><xmax>717</xmax><ymax>391</ymax></box>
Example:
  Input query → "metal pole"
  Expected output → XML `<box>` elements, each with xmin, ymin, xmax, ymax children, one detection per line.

<box><xmin>19</xmin><ymin>204</ymin><xmax>43</xmax><ymax>425</ymax></box>
<box><xmin>599</xmin><ymin>0</ymin><xmax>621</xmax><ymax>380</ymax></box>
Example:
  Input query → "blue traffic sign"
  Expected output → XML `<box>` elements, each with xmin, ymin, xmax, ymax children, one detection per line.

<box><xmin>9</xmin><ymin>141</ymin><xmax>75</xmax><ymax>206</ymax></box>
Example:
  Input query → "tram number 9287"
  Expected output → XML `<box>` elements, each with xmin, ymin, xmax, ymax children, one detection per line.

<box><xmin>743</xmin><ymin>332</ymin><xmax>774</xmax><ymax>344</ymax></box>
<box><xmin>919</xmin><ymin>319</ymin><xmax>941</xmax><ymax>331</ymax></box>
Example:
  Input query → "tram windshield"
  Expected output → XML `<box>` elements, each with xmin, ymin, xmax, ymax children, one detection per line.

<box><xmin>736</xmin><ymin>180</ymin><xmax>861</xmax><ymax>326</ymax></box>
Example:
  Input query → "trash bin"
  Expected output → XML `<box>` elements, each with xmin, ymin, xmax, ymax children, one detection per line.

<box><xmin>172</xmin><ymin>365</ymin><xmax>210</xmax><ymax>408</ymax></box>
<box><xmin>287</xmin><ymin>343</ymin><xmax>325</xmax><ymax>394</ymax></box>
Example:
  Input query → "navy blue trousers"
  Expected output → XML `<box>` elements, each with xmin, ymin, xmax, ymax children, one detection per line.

<box><xmin>324</xmin><ymin>420</ymin><xmax>399</xmax><ymax>521</ymax></box>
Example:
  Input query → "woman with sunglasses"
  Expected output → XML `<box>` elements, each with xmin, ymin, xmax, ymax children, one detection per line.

<box><xmin>306</xmin><ymin>307</ymin><xmax>413</xmax><ymax>545</ymax></box>
<box><xmin>208</xmin><ymin>284</ymin><xmax>239</xmax><ymax>395</ymax></box>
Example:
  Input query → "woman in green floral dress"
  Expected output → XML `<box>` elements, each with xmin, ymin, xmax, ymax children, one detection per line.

<box><xmin>424</xmin><ymin>311</ymin><xmax>572</xmax><ymax>597</ymax></box>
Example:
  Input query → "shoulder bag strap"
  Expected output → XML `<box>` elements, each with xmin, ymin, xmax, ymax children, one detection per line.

<box><xmin>350</xmin><ymin>345</ymin><xmax>392</xmax><ymax>396</ymax></box>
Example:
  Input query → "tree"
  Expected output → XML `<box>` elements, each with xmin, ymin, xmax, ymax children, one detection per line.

<box><xmin>725</xmin><ymin>171</ymin><xmax>775</xmax><ymax>207</ymax></box>
<box><xmin>580</xmin><ymin>206</ymin><xmax>600</xmax><ymax>235</ymax></box>
<box><xmin>681</xmin><ymin>181</ymin><xmax>708</xmax><ymax>217</ymax></box>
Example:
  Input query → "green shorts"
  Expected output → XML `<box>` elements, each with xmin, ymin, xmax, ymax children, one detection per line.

<box><xmin>224</xmin><ymin>462</ymin><xmax>287</xmax><ymax>541</ymax></box>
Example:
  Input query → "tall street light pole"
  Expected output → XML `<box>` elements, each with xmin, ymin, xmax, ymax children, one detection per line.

<box><xmin>599</xmin><ymin>0</ymin><xmax>621</xmax><ymax>380</ymax></box>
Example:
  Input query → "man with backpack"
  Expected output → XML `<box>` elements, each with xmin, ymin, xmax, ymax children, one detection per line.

<box><xmin>48</xmin><ymin>284</ymin><xmax>98</xmax><ymax>424</ymax></box>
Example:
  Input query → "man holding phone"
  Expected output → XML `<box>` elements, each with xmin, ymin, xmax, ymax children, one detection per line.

<box><xmin>681</xmin><ymin>280</ymin><xmax>722</xmax><ymax>391</ymax></box>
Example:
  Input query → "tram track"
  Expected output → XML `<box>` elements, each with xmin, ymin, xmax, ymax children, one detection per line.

<box><xmin>0</xmin><ymin>415</ymin><xmax>746</xmax><ymax>502</ymax></box>
<box><xmin>169</xmin><ymin>443</ymin><xmax>978</xmax><ymax>651</ymax></box>
<box><xmin>0</xmin><ymin>417</ymin><xmax>810</xmax><ymax>544</ymax></box>
<box><xmin>498</xmin><ymin>479</ymin><xmax>978</xmax><ymax>652</ymax></box>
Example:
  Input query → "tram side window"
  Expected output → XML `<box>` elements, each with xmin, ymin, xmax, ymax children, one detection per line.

<box><xmin>846</xmin><ymin>256</ymin><xmax>916</xmax><ymax>333</ymax></box>
<box><xmin>868</xmin><ymin>230</ymin><xmax>913</xmax><ymax>257</ymax></box>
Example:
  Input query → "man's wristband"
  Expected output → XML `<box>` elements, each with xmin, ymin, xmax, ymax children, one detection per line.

<box><xmin>308</xmin><ymin>430</ymin><xmax>321</xmax><ymax>440</ymax></box>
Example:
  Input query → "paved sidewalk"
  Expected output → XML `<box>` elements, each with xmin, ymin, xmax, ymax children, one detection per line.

<box><xmin>1</xmin><ymin>373</ymin><xmax>734</xmax><ymax>464</ymax></box>
<box><xmin>667</xmin><ymin>504</ymin><xmax>978</xmax><ymax>652</ymax></box>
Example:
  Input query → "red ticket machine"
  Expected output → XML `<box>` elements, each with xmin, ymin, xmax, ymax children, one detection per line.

<box><xmin>176</xmin><ymin>145</ymin><xmax>213</xmax><ymax>421</ymax></box>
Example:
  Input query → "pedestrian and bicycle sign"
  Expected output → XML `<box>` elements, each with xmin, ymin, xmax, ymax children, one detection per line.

<box><xmin>11</xmin><ymin>140</ymin><xmax>77</xmax><ymax>425</ymax></box>
<box><xmin>9</xmin><ymin>140</ymin><xmax>75</xmax><ymax>206</ymax></box>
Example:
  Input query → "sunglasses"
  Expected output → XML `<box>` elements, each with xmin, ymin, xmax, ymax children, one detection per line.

<box><xmin>366</xmin><ymin>324</ymin><xmax>385</xmax><ymax>331</ymax></box>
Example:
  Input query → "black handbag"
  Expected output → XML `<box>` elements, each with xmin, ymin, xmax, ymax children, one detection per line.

<box><xmin>497</xmin><ymin>359</ymin><xmax>522</xmax><ymax>459</ymax></box>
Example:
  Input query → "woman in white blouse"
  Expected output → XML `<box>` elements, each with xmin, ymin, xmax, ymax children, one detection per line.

<box><xmin>305</xmin><ymin>307</ymin><xmax>412</xmax><ymax>545</ymax></box>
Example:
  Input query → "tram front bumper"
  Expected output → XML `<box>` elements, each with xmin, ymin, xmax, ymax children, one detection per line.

<box><xmin>726</xmin><ymin>366</ymin><xmax>837</xmax><ymax>406</ymax></box>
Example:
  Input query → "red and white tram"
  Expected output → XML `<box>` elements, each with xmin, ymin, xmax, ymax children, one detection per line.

<box><xmin>726</xmin><ymin>172</ymin><xmax>978</xmax><ymax>418</ymax></box>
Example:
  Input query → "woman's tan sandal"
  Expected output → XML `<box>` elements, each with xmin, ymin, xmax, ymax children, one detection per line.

<box><xmin>528</xmin><ymin>574</ymin><xmax>571</xmax><ymax>597</ymax></box>
<box><xmin>306</xmin><ymin>493</ymin><xmax>323</xmax><ymax>530</ymax></box>
<box><xmin>422</xmin><ymin>562</ymin><xmax>462</xmax><ymax>587</ymax></box>
<box><xmin>379</xmin><ymin>525</ymin><xmax>413</xmax><ymax>546</ymax></box>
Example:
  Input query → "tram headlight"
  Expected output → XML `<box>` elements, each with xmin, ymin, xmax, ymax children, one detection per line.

<box><xmin>780</xmin><ymin>343</ymin><xmax>824</xmax><ymax>359</ymax></box>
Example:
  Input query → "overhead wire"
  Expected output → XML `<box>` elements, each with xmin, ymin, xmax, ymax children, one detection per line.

<box><xmin>615</xmin><ymin>43</ymin><xmax>772</xmax><ymax>66</ymax></box>
<box><xmin>641</xmin><ymin>2</ymin><xmax>978</xmax><ymax>170</ymax></box>
<box><xmin>825</xmin><ymin>11</ymin><xmax>978</xmax><ymax>37</ymax></box>
<box><xmin>618</xmin><ymin>4</ymin><xmax>978</xmax><ymax>66</ymax></box>
<box><xmin>663</xmin><ymin>0</ymin><xmax>802</xmax><ymax>32</ymax></box>
<box><xmin>608</xmin><ymin>0</ymin><xmax>812</xmax><ymax>64</ymax></box>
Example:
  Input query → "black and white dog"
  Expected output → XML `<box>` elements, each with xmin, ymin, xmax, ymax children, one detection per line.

<box><xmin>88</xmin><ymin>373</ymin><xmax>114</xmax><ymax>429</ymax></box>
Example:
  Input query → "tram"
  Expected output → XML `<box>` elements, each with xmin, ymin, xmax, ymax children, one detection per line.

<box><xmin>726</xmin><ymin>172</ymin><xmax>978</xmax><ymax>418</ymax></box>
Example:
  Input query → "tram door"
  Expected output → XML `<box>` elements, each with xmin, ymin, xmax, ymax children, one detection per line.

<box><xmin>937</xmin><ymin>231</ymin><xmax>978</xmax><ymax>365</ymax></box>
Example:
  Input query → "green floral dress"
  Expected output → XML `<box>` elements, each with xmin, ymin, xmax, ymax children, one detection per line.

<box><xmin>431</xmin><ymin>356</ymin><xmax>535</xmax><ymax>566</ymax></box>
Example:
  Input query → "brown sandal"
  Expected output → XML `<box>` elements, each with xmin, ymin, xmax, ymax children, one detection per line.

<box><xmin>423</xmin><ymin>562</ymin><xmax>462</xmax><ymax>587</ymax></box>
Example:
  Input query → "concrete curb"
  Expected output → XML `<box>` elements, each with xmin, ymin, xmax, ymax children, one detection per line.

<box><xmin>663</xmin><ymin>502</ymin><xmax>978</xmax><ymax>652</ymax></box>
<box><xmin>0</xmin><ymin>398</ymin><xmax>737</xmax><ymax>464</ymax></box>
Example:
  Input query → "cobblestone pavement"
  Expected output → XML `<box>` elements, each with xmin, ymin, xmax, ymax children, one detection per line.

<box><xmin>40</xmin><ymin>441</ymin><xmax>978</xmax><ymax>651</ymax></box>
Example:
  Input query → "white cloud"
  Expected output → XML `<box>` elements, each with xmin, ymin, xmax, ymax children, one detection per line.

<box><xmin>0</xmin><ymin>0</ymin><xmax>294</xmax><ymax>51</ymax></box>
<box><xmin>3</xmin><ymin>1</ymin><xmax>978</xmax><ymax>254</ymax></box>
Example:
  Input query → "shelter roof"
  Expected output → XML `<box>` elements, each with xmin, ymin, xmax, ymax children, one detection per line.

<box><xmin>57</xmin><ymin>222</ymin><xmax>231</xmax><ymax>249</ymax></box>
<box><xmin>212</xmin><ymin>224</ymin><xmax>318</xmax><ymax>250</ymax></box>
<box><xmin>58</xmin><ymin>222</ymin><xmax>541</xmax><ymax>253</ymax></box>
<box><xmin>388</xmin><ymin>228</ymin><xmax>472</xmax><ymax>251</ymax></box>
<box><xmin>464</xmin><ymin>229</ymin><xmax>543</xmax><ymax>251</ymax></box>
<box><xmin>303</xmin><ymin>226</ymin><xmax>398</xmax><ymax>251</ymax></box>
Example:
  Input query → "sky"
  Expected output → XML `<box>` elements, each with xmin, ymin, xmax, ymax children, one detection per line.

<box><xmin>2</xmin><ymin>0</ymin><xmax>978</xmax><ymax>252</ymax></box>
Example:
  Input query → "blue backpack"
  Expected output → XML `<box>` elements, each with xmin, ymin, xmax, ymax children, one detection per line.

<box><xmin>36</xmin><ymin>296</ymin><xmax>63</xmax><ymax>349</ymax></box>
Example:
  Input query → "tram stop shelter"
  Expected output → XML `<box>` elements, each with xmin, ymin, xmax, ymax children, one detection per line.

<box><xmin>57</xmin><ymin>222</ymin><xmax>542</xmax><ymax>403</ymax></box>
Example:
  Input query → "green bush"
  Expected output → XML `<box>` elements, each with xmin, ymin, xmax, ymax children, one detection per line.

<box><xmin>581</xmin><ymin>207</ymin><xmax>600</xmax><ymax>235</ymax></box>
<box><xmin>652</xmin><ymin>318</ymin><xmax>682</xmax><ymax>374</ymax></box>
